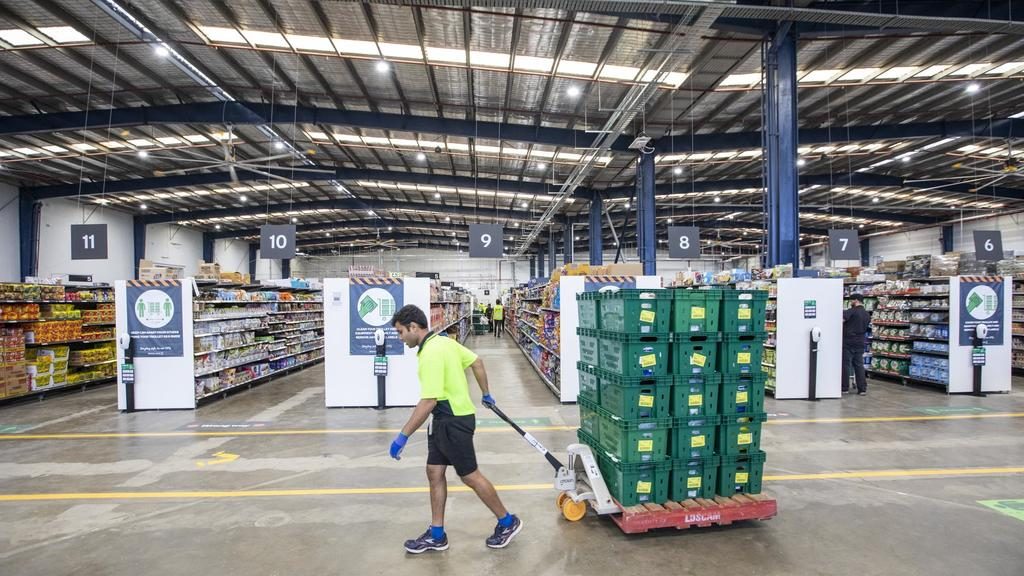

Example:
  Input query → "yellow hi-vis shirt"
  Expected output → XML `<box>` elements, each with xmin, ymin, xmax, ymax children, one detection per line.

<box><xmin>417</xmin><ymin>333</ymin><xmax>479</xmax><ymax>416</ymax></box>
<box><xmin>492</xmin><ymin>304</ymin><xmax>504</xmax><ymax>321</ymax></box>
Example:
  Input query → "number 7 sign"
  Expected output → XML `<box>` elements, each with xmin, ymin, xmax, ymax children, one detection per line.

<box><xmin>828</xmin><ymin>229</ymin><xmax>861</xmax><ymax>261</ymax></box>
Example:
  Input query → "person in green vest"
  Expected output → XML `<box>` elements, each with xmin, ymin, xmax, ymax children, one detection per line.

<box><xmin>491</xmin><ymin>299</ymin><xmax>504</xmax><ymax>338</ymax></box>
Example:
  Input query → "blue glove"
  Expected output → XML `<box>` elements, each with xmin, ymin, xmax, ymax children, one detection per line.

<box><xmin>482</xmin><ymin>394</ymin><xmax>496</xmax><ymax>409</ymax></box>
<box><xmin>390</xmin><ymin>433</ymin><xmax>408</xmax><ymax>460</ymax></box>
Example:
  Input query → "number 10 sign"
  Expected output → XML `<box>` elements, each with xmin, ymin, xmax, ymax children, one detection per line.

<box><xmin>260</xmin><ymin>224</ymin><xmax>296</xmax><ymax>259</ymax></box>
<box><xmin>469</xmin><ymin>224</ymin><xmax>503</xmax><ymax>258</ymax></box>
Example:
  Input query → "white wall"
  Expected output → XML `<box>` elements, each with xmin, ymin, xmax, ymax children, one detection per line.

<box><xmin>213</xmin><ymin>239</ymin><xmax>251</xmax><ymax>275</ymax></box>
<box><xmin>37</xmin><ymin>199</ymin><xmax>134</xmax><ymax>283</ymax></box>
<box><xmin>254</xmin><ymin>250</ymin><xmax>282</xmax><ymax>281</ymax></box>
<box><xmin>0</xmin><ymin>183</ymin><xmax>19</xmax><ymax>281</ymax></box>
<box><xmin>145</xmin><ymin>223</ymin><xmax>204</xmax><ymax>277</ymax></box>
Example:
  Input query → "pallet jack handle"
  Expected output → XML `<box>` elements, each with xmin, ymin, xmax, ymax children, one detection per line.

<box><xmin>485</xmin><ymin>403</ymin><xmax>566</xmax><ymax>472</ymax></box>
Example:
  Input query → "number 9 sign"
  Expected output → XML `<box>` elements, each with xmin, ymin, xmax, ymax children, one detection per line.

<box><xmin>469</xmin><ymin>224</ymin><xmax>504</xmax><ymax>258</ymax></box>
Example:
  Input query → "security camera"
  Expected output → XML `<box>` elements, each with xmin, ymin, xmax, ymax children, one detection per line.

<box><xmin>434</xmin><ymin>146</ymin><xmax>442</xmax><ymax>154</ymax></box>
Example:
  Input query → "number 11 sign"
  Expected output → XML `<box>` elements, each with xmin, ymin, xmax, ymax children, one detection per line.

<box><xmin>469</xmin><ymin>224</ymin><xmax>503</xmax><ymax>258</ymax></box>
<box><xmin>70</xmin><ymin>224</ymin><xmax>108</xmax><ymax>260</ymax></box>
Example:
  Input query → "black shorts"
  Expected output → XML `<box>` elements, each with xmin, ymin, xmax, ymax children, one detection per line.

<box><xmin>427</xmin><ymin>414</ymin><xmax>478</xmax><ymax>477</ymax></box>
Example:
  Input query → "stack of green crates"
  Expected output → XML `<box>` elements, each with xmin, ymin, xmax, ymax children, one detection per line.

<box><xmin>576</xmin><ymin>290</ymin><xmax>673</xmax><ymax>506</ymax></box>
<box><xmin>715</xmin><ymin>288</ymin><xmax>768</xmax><ymax>496</ymax></box>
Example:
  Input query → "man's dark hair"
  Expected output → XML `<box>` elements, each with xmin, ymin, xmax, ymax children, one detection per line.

<box><xmin>391</xmin><ymin>304</ymin><xmax>428</xmax><ymax>329</ymax></box>
<box><xmin>849</xmin><ymin>293</ymin><xmax>864</xmax><ymax>304</ymax></box>
<box><xmin>495</xmin><ymin>299</ymin><xmax>501</xmax><ymax>305</ymax></box>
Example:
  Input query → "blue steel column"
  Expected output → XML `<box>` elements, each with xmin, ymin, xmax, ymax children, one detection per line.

<box><xmin>539</xmin><ymin>247</ymin><xmax>546</xmax><ymax>279</ymax></box>
<box><xmin>860</xmin><ymin>237</ymin><xmax>870</xmax><ymax>266</ymax></box>
<box><xmin>589</xmin><ymin>192</ymin><xmax>604</xmax><ymax>265</ymax></box>
<box><xmin>202</xmin><ymin>232</ymin><xmax>214</xmax><ymax>263</ymax></box>
<box><xmin>563</xmin><ymin>219</ymin><xmax>573</xmax><ymax>264</ymax></box>
<box><xmin>636</xmin><ymin>151</ymin><xmax>656</xmax><ymax>275</ymax></box>
<box><xmin>765</xmin><ymin>24</ymin><xmax>800</xmax><ymax>269</ymax></box>
<box><xmin>248</xmin><ymin>244</ymin><xmax>258</xmax><ymax>279</ymax></box>
<box><xmin>548</xmin><ymin>231</ymin><xmax>556</xmax><ymax>275</ymax></box>
<box><xmin>18</xmin><ymin>193</ymin><xmax>36</xmax><ymax>280</ymax></box>
<box><xmin>941</xmin><ymin>224</ymin><xmax>953</xmax><ymax>253</ymax></box>
<box><xmin>529</xmin><ymin>254</ymin><xmax>536</xmax><ymax>279</ymax></box>
<box><xmin>281</xmin><ymin>259</ymin><xmax>291</xmax><ymax>279</ymax></box>
<box><xmin>132</xmin><ymin>215</ymin><xmax>146</xmax><ymax>279</ymax></box>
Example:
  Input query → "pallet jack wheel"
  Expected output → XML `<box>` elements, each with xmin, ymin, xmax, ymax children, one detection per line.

<box><xmin>556</xmin><ymin>492</ymin><xmax>571</xmax><ymax>511</ymax></box>
<box><xmin>561</xmin><ymin>497</ymin><xmax>587</xmax><ymax>522</ymax></box>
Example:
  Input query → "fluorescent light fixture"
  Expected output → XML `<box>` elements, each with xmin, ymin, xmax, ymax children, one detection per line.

<box><xmin>800</xmin><ymin>69</ymin><xmax>843</xmax><ymax>83</ymax></box>
<box><xmin>286</xmin><ymin>34</ymin><xmax>334</xmax><ymax>52</ymax></box>
<box><xmin>304</xmin><ymin>131</ymin><xmax>329</xmax><ymax>142</ymax></box>
<box><xmin>333</xmin><ymin>39</ymin><xmax>380</xmax><ymax>55</ymax></box>
<box><xmin>0</xmin><ymin>29</ymin><xmax>43</xmax><ymax>46</ymax></box>
<box><xmin>661</xmin><ymin>72</ymin><xmax>689</xmax><ymax>87</ymax></box>
<box><xmin>37</xmin><ymin>26</ymin><xmax>89</xmax><ymax>44</ymax></box>
<box><xmin>513</xmin><ymin>55</ymin><xmax>554</xmax><ymax>73</ymax></box>
<box><xmin>240</xmin><ymin>30</ymin><xmax>288</xmax><ymax>48</ymax></box>
<box><xmin>837</xmin><ymin>68</ymin><xmax>881</xmax><ymax>82</ymax></box>
<box><xmin>333</xmin><ymin>133</ymin><xmax>362</xmax><ymax>143</ymax></box>
<box><xmin>470</xmin><ymin>51</ymin><xmax>509</xmax><ymax>67</ymax></box>
<box><xmin>948</xmin><ymin>63</ymin><xmax>993</xmax><ymax>76</ymax></box>
<box><xmin>913</xmin><ymin>65</ymin><xmax>950</xmax><ymax>77</ymax></box>
<box><xmin>425</xmin><ymin>46</ymin><xmax>466</xmax><ymax>64</ymax></box>
<box><xmin>379</xmin><ymin>42</ymin><xmax>423</xmax><ymax>59</ymax></box>
<box><xmin>41</xmin><ymin>145</ymin><xmax>67</xmax><ymax>153</ymax></box>
<box><xmin>199</xmin><ymin>26</ymin><xmax>245</xmax><ymax>44</ymax></box>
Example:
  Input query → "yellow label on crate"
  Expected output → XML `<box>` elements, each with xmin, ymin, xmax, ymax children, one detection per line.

<box><xmin>691</xmin><ymin>435</ymin><xmax>706</xmax><ymax>448</ymax></box>
<box><xmin>737</xmin><ymin>352</ymin><xmax>751</xmax><ymax>365</ymax></box>
<box><xmin>690</xmin><ymin>353</ymin><xmax>707</xmax><ymax>367</ymax></box>
<box><xmin>639</xmin><ymin>310</ymin><xmax>656</xmax><ymax>323</ymax></box>
<box><xmin>738</xmin><ymin>432</ymin><xmax>753</xmax><ymax>445</ymax></box>
<box><xmin>688</xmin><ymin>394</ymin><xmax>703</xmax><ymax>407</ymax></box>
<box><xmin>691</xmin><ymin>306</ymin><xmax>705</xmax><ymax>320</ymax></box>
<box><xmin>639</xmin><ymin>354</ymin><xmax>657</xmax><ymax>368</ymax></box>
<box><xmin>638</xmin><ymin>439</ymin><xmax>654</xmax><ymax>452</ymax></box>
<box><xmin>736</xmin><ymin>391</ymin><xmax>749</xmax><ymax>404</ymax></box>
<box><xmin>687</xmin><ymin>477</ymin><xmax>702</xmax><ymax>489</ymax></box>
<box><xmin>638</xmin><ymin>394</ymin><xmax>654</xmax><ymax>408</ymax></box>
<box><xmin>738</xmin><ymin>308</ymin><xmax>752</xmax><ymax>320</ymax></box>
<box><xmin>636</xmin><ymin>481</ymin><xmax>652</xmax><ymax>494</ymax></box>
<box><xmin>735</xmin><ymin>472</ymin><xmax>749</xmax><ymax>484</ymax></box>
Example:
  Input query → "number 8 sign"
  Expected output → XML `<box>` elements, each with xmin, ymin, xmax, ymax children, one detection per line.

<box><xmin>469</xmin><ymin>224</ymin><xmax>504</xmax><ymax>258</ymax></box>
<box><xmin>668</xmin><ymin>226</ymin><xmax>701</xmax><ymax>258</ymax></box>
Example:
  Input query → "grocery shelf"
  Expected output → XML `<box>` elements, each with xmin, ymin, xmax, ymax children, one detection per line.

<box><xmin>26</xmin><ymin>338</ymin><xmax>114</xmax><ymax>346</ymax></box>
<box><xmin>436</xmin><ymin>314</ymin><xmax>470</xmax><ymax>334</ymax></box>
<box><xmin>540</xmin><ymin>307</ymin><xmax>560</xmax><ymax>313</ymax></box>
<box><xmin>911</xmin><ymin>349</ymin><xmax>949</xmax><ymax>357</ymax></box>
<box><xmin>196</xmin><ymin>356</ymin><xmax>324</xmax><ymax>402</ymax></box>
<box><xmin>0</xmin><ymin>376</ymin><xmax>115</xmax><ymax>406</ymax></box>
<box><xmin>194</xmin><ymin>341</ymin><xmax>261</xmax><ymax>356</ymax></box>
<box><xmin>269</xmin><ymin>345</ymin><xmax>325</xmax><ymax>362</ymax></box>
<box><xmin>520</xmin><ymin>330</ymin><xmax>560</xmax><ymax>358</ymax></box>
<box><xmin>511</xmin><ymin>333</ymin><xmax>559</xmax><ymax>397</ymax></box>
<box><xmin>194</xmin><ymin>355</ymin><xmax>270</xmax><ymax>378</ymax></box>
<box><xmin>194</xmin><ymin>313</ymin><xmax>267</xmax><ymax>323</ymax></box>
<box><xmin>194</xmin><ymin>327</ymin><xmax>262</xmax><ymax>338</ymax></box>
<box><xmin>69</xmin><ymin>359</ymin><xmax>117</xmax><ymax>368</ymax></box>
<box><xmin>872</xmin><ymin>351</ymin><xmax>911</xmax><ymax>360</ymax></box>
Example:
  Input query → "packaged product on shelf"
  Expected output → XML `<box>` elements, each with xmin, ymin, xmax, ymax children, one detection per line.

<box><xmin>929</xmin><ymin>253</ymin><xmax>960</xmax><ymax>277</ymax></box>
<box><xmin>0</xmin><ymin>303</ymin><xmax>41</xmax><ymax>321</ymax></box>
<box><xmin>903</xmin><ymin>255</ymin><xmax>931</xmax><ymax>279</ymax></box>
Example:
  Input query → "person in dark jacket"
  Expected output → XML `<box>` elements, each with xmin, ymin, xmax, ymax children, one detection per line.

<box><xmin>842</xmin><ymin>294</ymin><xmax>871</xmax><ymax>395</ymax></box>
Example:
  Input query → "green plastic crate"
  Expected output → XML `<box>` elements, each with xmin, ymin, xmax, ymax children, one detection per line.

<box><xmin>577</xmin><ymin>293</ymin><xmax>600</xmax><ymax>329</ymax></box>
<box><xmin>590</xmin><ymin>438</ymin><xmax>671</xmax><ymax>507</ymax></box>
<box><xmin>578</xmin><ymin>328</ymin><xmax>601</xmax><ymax>367</ymax></box>
<box><xmin>672</xmin><ymin>373</ymin><xmax>721</xmax><ymax>419</ymax></box>
<box><xmin>671</xmin><ymin>289</ymin><xmax>722</xmax><ymax>334</ymax></box>
<box><xmin>581</xmin><ymin>397</ymin><xmax>671</xmax><ymax>463</ymax></box>
<box><xmin>671</xmin><ymin>416</ymin><xmax>718</xmax><ymax>460</ymax></box>
<box><xmin>578</xmin><ymin>329</ymin><xmax>670</xmax><ymax>377</ymax></box>
<box><xmin>721</xmin><ymin>290</ymin><xmax>769</xmax><ymax>334</ymax></box>
<box><xmin>719</xmin><ymin>334</ymin><xmax>766</xmax><ymax>375</ymax></box>
<box><xmin>576</xmin><ymin>362</ymin><xmax>602</xmax><ymax>404</ymax></box>
<box><xmin>670</xmin><ymin>456</ymin><xmax>719</xmax><ymax>501</ymax></box>
<box><xmin>578</xmin><ymin>395</ymin><xmax>601</xmax><ymax>444</ymax></box>
<box><xmin>597</xmin><ymin>368</ymin><xmax>673</xmax><ymax>420</ymax></box>
<box><xmin>717</xmin><ymin>451</ymin><xmax>766</xmax><ymax>496</ymax></box>
<box><xmin>598</xmin><ymin>289</ymin><xmax>672</xmax><ymax>334</ymax></box>
<box><xmin>671</xmin><ymin>333</ymin><xmax>722</xmax><ymax>375</ymax></box>
<box><xmin>718</xmin><ymin>412</ymin><xmax>767</xmax><ymax>456</ymax></box>
<box><xmin>720</xmin><ymin>373</ymin><xmax>766</xmax><ymax>415</ymax></box>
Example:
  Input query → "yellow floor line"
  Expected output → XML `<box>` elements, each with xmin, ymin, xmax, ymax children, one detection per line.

<box><xmin>1</xmin><ymin>411</ymin><xmax>1023</xmax><ymax>441</ymax></box>
<box><xmin>0</xmin><ymin>466</ymin><xmax>1020</xmax><ymax>502</ymax></box>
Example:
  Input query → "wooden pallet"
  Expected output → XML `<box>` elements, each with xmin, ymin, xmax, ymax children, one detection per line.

<box><xmin>610</xmin><ymin>493</ymin><xmax>777</xmax><ymax>534</ymax></box>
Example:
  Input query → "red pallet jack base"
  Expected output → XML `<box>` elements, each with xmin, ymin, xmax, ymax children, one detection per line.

<box><xmin>609</xmin><ymin>493</ymin><xmax>777</xmax><ymax>534</ymax></box>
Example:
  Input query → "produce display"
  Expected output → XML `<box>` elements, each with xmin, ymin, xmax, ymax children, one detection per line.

<box><xmin>0</xmin><ymin>284</ymin><xmax>64</xmax><ymax>302</ymax></box>
<box><xmin>0</xmin><ymin>303</ymin><xmax>40</xmax><ymax>321</ymax></box>
<box><xmin>25</xmin><ymin>321</ymin><xmax>82</xmax><ymax>344</ymax></box>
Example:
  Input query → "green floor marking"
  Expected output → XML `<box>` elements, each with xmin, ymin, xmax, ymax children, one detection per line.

<box><xmin>913</xmin><ymin>406</ymin><xmax>991</xmax><ymax>416</ymax></box>
<box><xmin>0</xmin><ymin>425</ymin><xmax>28</xmax><ymax>433</ymax></box>
<box><xmin>978</xmin><ymin>500</ymin><xmax>1024</xmax><ymax>523</ymax></box>
<box><xmin>476</xmin><ymin>417</ymin><xmax>552</xmax><ymax>428</ymax></box>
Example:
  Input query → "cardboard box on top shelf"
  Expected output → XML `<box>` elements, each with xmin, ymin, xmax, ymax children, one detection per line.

<box><xmin>877</xmin><ymin>260</ymin><xmax>905</xmax><ymax>273</ymax></box>
<box><xmin>219</xmin><ymin>272</ymin><xmax>244</xmax><ymax>284</ymax></box>
<box><xmin>604</xmin><ymin>263</ymin><xmax>643</xmax><ymax>276</ymax></box>
<box><xmin>197</xmin><ymin>261</ymin><xmax>221</xmax><ymax>281</ymax></box>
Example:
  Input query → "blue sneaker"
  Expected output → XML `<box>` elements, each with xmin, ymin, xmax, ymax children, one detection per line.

<box><xmin>485</xmin><ymin>515</ymin><xmax>523</xmax><ymax>549</ymax></box>
<box><xmin>404</xmin><ymin>529</ymin><xmax>449</xmax><ymax>554</ymax></box>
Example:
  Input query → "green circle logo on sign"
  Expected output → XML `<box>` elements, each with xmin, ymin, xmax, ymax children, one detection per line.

<box><xmin>357</xmin><ymin>288</ymin><xmax>396</xmax><ymax>327</ymax></box>
<box><xmin>134</xmin><ymin>290</ymin><xmax>175</xmax><ymax>329</ymax></box>
<box><xmin>965</xmin><ymin>285</ymin><xmax>998</xmax><ymax>321</ymax></box>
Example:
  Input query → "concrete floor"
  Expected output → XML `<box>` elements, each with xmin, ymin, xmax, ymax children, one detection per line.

<box><xmin>0</xmin><ymin>334</ymin><xmax>1022</xmax><ymax>575</ymax></box>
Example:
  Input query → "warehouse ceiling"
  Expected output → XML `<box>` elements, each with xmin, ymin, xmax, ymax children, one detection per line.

<box><xmin>2</xmin><ymin>0</ymin><xmax>1024</xmax><ymax>257</ymax></box>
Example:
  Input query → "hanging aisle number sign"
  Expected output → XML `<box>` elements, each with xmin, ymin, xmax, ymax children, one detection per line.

<box><xmin>469</xmin><ymin>224</ymin><xmax>503</xmax><ymax>258</ymax></box>
<box><xmin>70</xmin><ymin>224</ymin><xmax>109</xmax><ymax>260</ymax></box>
<box><xmin>260</xmin><ymin>224</ymin><xmax>296</xmax><ymax>259</ymax></box>
<box><xmin>668</xmin><ymin>226</ymin><xmax>701</xmax><ymax>259</ymax></box>
<box><xmin>973</xmin><ymin>230</ymin><xmax>1003</xmax><ymax>262</ymax></box>
<box><xmin>828</xmin><ymin>229</ymin><xmax>861</xmax><ymax>261</ymax></box>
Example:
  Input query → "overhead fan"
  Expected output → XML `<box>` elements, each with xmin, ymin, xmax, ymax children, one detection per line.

<box><xmin>347</xmin><ymin>228</ymin><xmax>420</xmax><ymax>250</ymax></box>
<box><xmin>149</xmin><ymin>126</ymin><xmax>335</xmax><ymax>184</ymax></box>
<box><xmin>907</xmin><ymin>140</ymin><xmax>1024</xmax><ymax>193</ymax></box>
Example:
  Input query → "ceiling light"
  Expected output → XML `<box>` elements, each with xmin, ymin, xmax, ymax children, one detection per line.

<box><xmin>714</xmin><ymin>196</ymin><xmax>721</xmax><ymax>203</ymax></box>
<box><xmin>567</xmin><ymin>86</ymin><xmax>581</xmax><ymax>97</ymax></box>
<box><xmin>274</xmin><ymin>141</ymin><xmax>285</xmax><ymax>150</ymax></box>
<box><xmin>239</xmin><ymin>195</ymin><xmax>247</xmax><ymax>202</ymax></box>
<box><xmin>901</xmin><ymin>156</ymin><xmax>911</xmax><ymax>162</ymax></box>
<box><xmin>139</xmin><ymin>203</ymin><xmax>147</xmax><ymax>210</ymax></box>
<box><xmin>667</xmin><ymin>218</ymin><xmax>673</xmax><ymax>224</ymax></box>
<box><xmin>673</xmin><ymin>167</ymin><xmax>683</xmax><ymax>175</ymax></box>
<box><xmin>521</xmin><ymin>202</ymin><xmax>528</xmax><ymax>208</ymax></box>
<box><xmin>155</xmin><ymin>45</ymin><xmax>170</xmax><ymax>57</ymax></box>
<box><xmin>137</xmin><ymin>150</ymin><xmax>148</xmax><ymax>158</ymax></box>
<box><xmin>796</xmin><ymin>158</ymin><xmax>806</xmax><ymax>167</ymax></box>
<box><xmin>445</xmin><ymin>216</ymin><xmax>451</xmax><ymax>222</ymax></box>
<box><xmin>376</xmin><ymin>60</ymin><xmax>390</xmax><ymax>72</ymax></box>
<box><xmin>858</xmin><ymin>224</ymin><xmax>864</xmax><ymax>229</ymax></box>
<box><xmin>513</xmin><ymin>222</ymin><xmax>519</xmax><ymax>227</ymax></box>
<box><xmin>214</xmin><ymin>224</ymin><xmax>221</xmax><ymax>230</ymax></box>
<box><xmin>325</xmin><ymin>233</ymin><xmax>331</xmax><ymax>237</ymax></box>
<box><xmin>387</xmin><ymin>226</ymin><xmax>393</xmax><ymax>231</ymax></box>
<box><xmin>416</xmin><ymin>152</ymin><xmax>427</xmax><ymax>161</ymax></box>
<box><xmin>434</xmin><ymin>193</ymin><xmax>441</xmax><ymax>199</ymax></box>
<box><xmin>537</xmin><ymin>163</ymin><xmax>546</xmax><ymax>170</ymax></box>
<box><xmin>624</xmin><ymin>202</ymin><xmax>631</xmax><ymax>209</ymax></box>
<box><xmin>966</xmin><ymin>83</ymin><xmax>980</xmax><ymax>93</ymax></box>
<box><xmin>872</xmin><ymin>197</ymin><xmax>879</xmax><ymax>203</ymax></box>
<box><xmin>291</xmin><ymin>217</ymin><xmax>298</xmax><ymax>223</ymax></box>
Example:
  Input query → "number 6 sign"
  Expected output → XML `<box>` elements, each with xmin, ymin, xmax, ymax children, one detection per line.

<box><xmin>469</xmin><ymin>224</ymin><xmax>504</xmax><ymax>258</ymax></box>
<box><xmin>260</xmin><ymin>224</ymin><xmax>296</xmax><ymax>259</ymax></box>
<box><xmin>973</xmin><ymin>230</ymin><xmax>1003</xmax><ymax>262</ymax></box>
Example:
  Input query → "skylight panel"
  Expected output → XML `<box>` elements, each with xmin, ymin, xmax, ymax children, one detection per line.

<box><xmin>836</xmin><ymin>68</ymin><xmax>881</xmax><ymax>82</ymax></box>
<box><xmin>155</xmin><ymin>136</ymin><xmax>182</xmax><ymax>145</ymax></box>
<box><xmin>199</xmin><ymin>26</ymin><xmax>245</xmax><ymax>44</ymax></box>
<box><xmin>286</xmin><ymin>34</ymin><xmax>334</xmax><ymax>52</ymax></box>
<box><xmin>799</xmin><ymin>69</ymin><xmax>843</xmax><ymax>83</ymax></box>
<box><xmin>660</xmin><ymin>72</ymin><xmax>689</xmax><ymax>87</ymax></box>
<box><xmin>947</xmin><ymin>63</ymin><xmax>993</xmax><ymax>76</ymax></box>
<box><xmin>37</xmin><ymin>26</ymin><xmax>88</xmax><ymax>44</ymax></box>
<box><xmin>983</xmin><ymin>62</ymin><xmax>1024</xmax><ymax>75</ymax></box>
<box><xmin>0</xmin><ymin>29</ymin><xmax>43</xmax><ymax>46</ymax></box>
<box><xmin>361</xmin><ymin>136</ymin><xmax>389</xmax><ymax>145</ymax></box>
<box><xmin>379</xmin><ymin>42</ymin><xmax>422</xmax><ymax>59</ymax></box>
<box><xmin>426</xmin><ymin>47</ymin><xmax>466</xmax><ymax>64</ymax></box>
<box><xmin>513</xmin><ymin>55</ymin><xmax>553</xmax><ymax>73</ymax></box>
<box><xmin>13</xmin><ymin>147</ymin><xmax>41</xmax><ymax>155</ymax></box>
<box><xmin>127</xmin><ymin>138</ymin><xmax>155</xmax><ymax>147</ymax></box>
<box><xmin>183</xmin><ymin>134</ymin><xmax>209</xmax><ymax>143</ymax></box>
<box><xmin>333</xmin><ymin>39</ymin><xmax>379</xmax><ymax>55</ymax></box>
<box><xmin>913</xmin><ymin>65</ymin><xmax>950</xmax><ymax>78</ymax></box>
<box><xmin>470</xmin><ymin>51</ymin><xmax>510</xmax><ymax>68</ymax></box>
<box><xmin>874</xmin><ymin>66</ymin><xmax>918</xmax><ymax>80</ymax></box>
<box><xmin>557</xmin><ymin>60</ymin><xmax>597</xmax><ymax>76</ymax></box>
<box><xmin>100</xmin><ymin>141</ymin><xmax>127</xmax><ymax>149</ymax></box>
<box><xmin>240</xmin><ymin>30</ymin><xmax>288</xmax><ymax>48</ymax></box>
<box><xmin>719</xmin><ymin>73</ymin><xmax>762</xmax><ymax>87</ymax></box>
<box><xmin>42</xmin><ymin>145</ymin><xmax>67</xmax><ymax>153</ymax></box>
<box><xmin>599</xmin><ymin>65</ymin><xmax>639</xmax><ymax>81</ymax></box>
<box><xmin>70</xmin><ymin>143</ymin><xmax>97</xmax><ymax>151</ymax></box>
<box><xmin>333</xmin><ymin>133</ymin><xmax>362</xmax><ymax>143</ymax></box>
